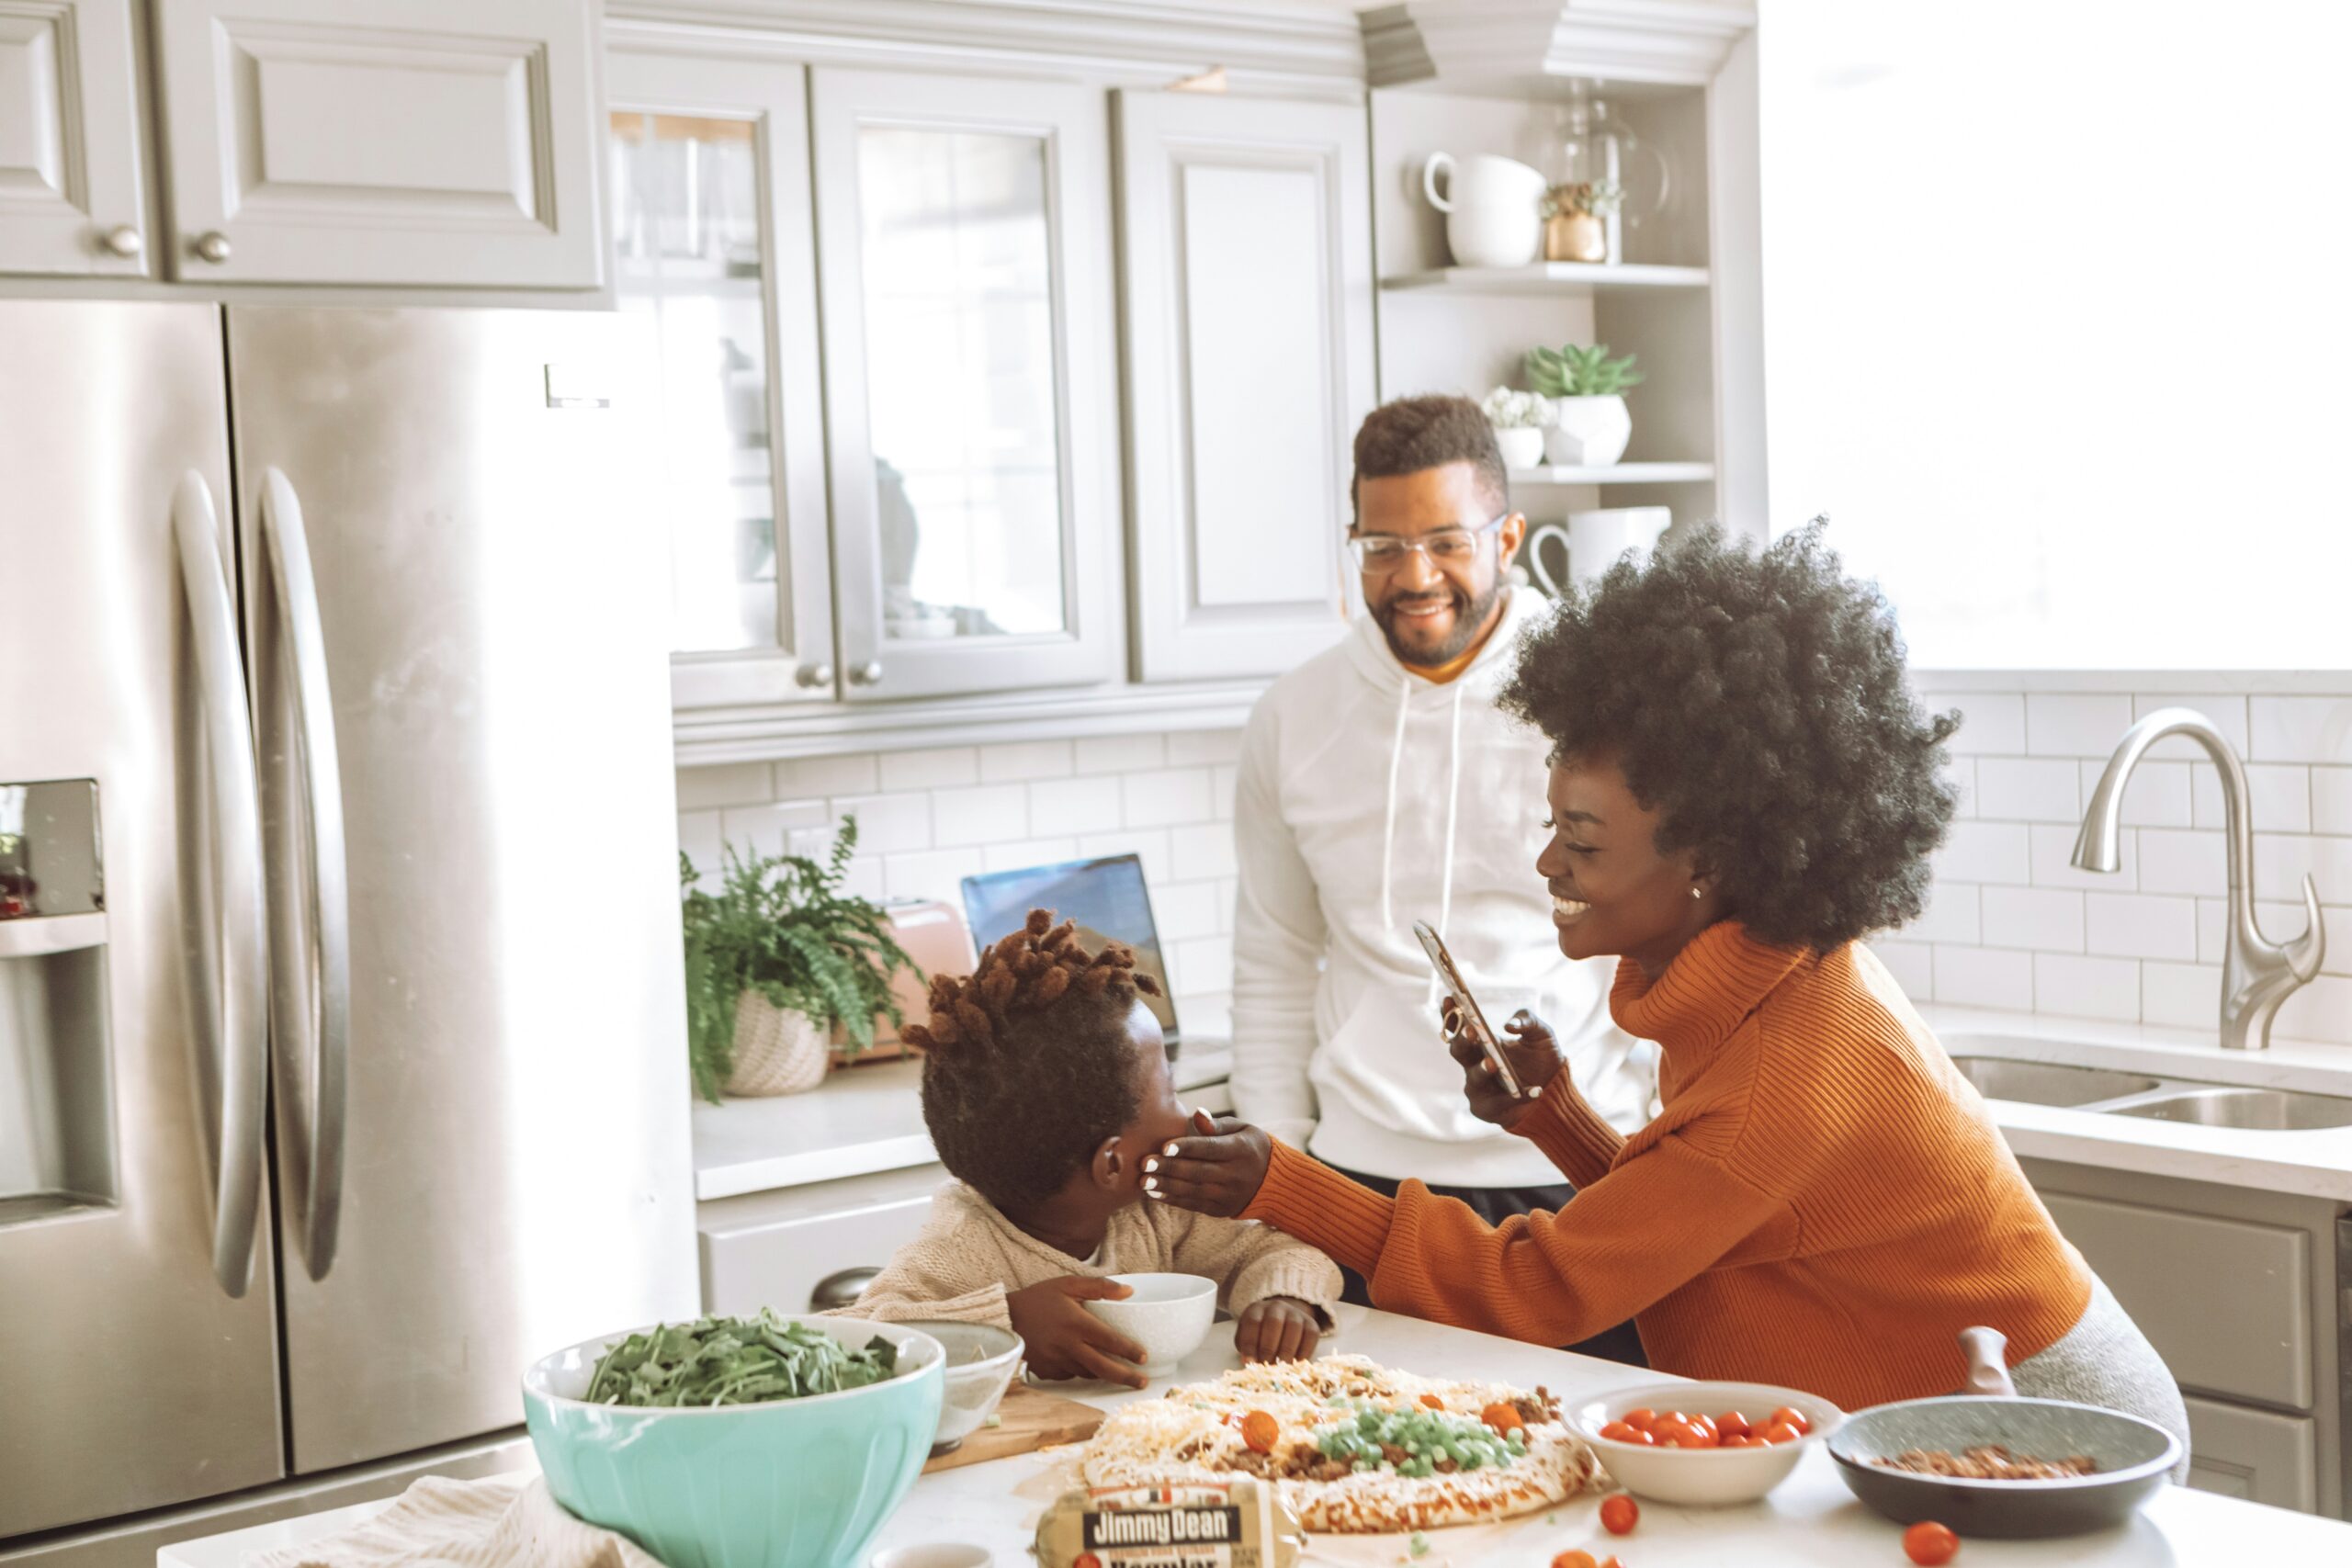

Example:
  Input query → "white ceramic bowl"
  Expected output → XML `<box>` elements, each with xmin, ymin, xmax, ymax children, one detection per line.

<box><xmin>909</xmin><ymin>1321</ymin><xmax>1023</xmax><ymax>1453</ymax></box>
<box><xmin>1080</xmin><ymin>1272</ymin><xmax>1216</xmax><ymax>1375</ymax></box>
<box><xmin>1572</xmin><ymin>1381</ymin><xmax>1845</xmax><ymax>1506</ymax></box>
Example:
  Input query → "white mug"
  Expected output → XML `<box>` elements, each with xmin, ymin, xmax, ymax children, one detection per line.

<box><xmin>1422</xmin><ymin>152</ymin><xmax>1546</xmax><ymax>267</ymax></box>
<box><xmin>1525</xmin><ymin>507</ymin><xmax>1672</xmax><ymax>596</ymax></box>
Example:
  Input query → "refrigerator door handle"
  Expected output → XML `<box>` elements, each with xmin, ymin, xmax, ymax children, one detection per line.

<box><xmin>259</xmin><ymin>468</ymin><xmax>351</xmax><ymax>1281</ymax></box>
<box><xmin>170</xmin><ymin>471</ymin><xmax>268</xmax><ymax>1298</ymax></box>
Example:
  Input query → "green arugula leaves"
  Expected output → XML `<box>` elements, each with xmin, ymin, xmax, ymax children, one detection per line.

<box><xmin>584</xmin><ymin>1310</ymin><xmax>902</xmax><ymax>1407</ymax></box>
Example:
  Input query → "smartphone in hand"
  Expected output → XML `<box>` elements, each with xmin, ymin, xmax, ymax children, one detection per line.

<box><xmin>1412</xmin><ymin>920</ymin><xmax>1523</xmax><ymax>1098</ymax></box>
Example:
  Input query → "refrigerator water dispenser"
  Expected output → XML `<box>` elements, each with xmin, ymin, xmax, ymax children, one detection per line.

<box><xmin>0</xmin><ymin>779</ymin><xmax>115</xmax><ymax>1222</ymax></box>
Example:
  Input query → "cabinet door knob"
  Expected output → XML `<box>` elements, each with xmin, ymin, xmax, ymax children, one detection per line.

<box><xmin>848</xmin><ymin>661</ymin><xmax>884</xmax><ymax>687</ymax></box>
<box><xmin>101</xmin><ymin>225</ymin><xmax>143</xmax><ymax>257</ymax></box>
<box><xmin>192</xmin><ymin>231</ymin><xmax>232</xmax><ymax>265</ymax></box>
<box><xmin>796</xmin><ymin>662</ymin><xmax>834</xmax><ymax>690</ymax></box>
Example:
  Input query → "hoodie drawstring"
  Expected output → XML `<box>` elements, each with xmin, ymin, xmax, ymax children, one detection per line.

<box><xmin>1438</xmin><ymin>679</ymin><xmax>1465</xmax><ymax>940</ymax></box>
<box><xmin>1378</xmin><ymin>675</ymin><xmax>1410</xmax><ymax>932</ymax></box>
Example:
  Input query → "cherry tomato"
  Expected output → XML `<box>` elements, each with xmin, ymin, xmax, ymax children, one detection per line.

<box><xmin>1239</xmin><ymin>1410</ymin><xmax>1279</xmax><ymax>1454</ymax></box>
<box><xmin>1551</xmin><ymin>1552</ymin><xmax>1599</xmax><ymax>1568</ymax></box>
<box><xmin>1419</xmin><ymin>1393</ymin><xmax>1444</xmax><ymax>1409</ymax></box>
<box><xmin>1903</xmin><ymin>1520</ymin><xmax>1960</xmax><ymax>1565</ymax></box>
<box><xmin>1598</xmin><ymin>1421</ymin><xmax>1645</xmax><ymax>1444</ymax></box>
<box><xmin>1768</xmin><ymin>1406</ymin><xmax>1812</xmax><ymax>1436</ymax></box>
<box><xmin>1600</xmin><ymin>1494</ymin><xmax>1639</xmax><ymax>1536</ymax></box>
<box><xmin>1669</xmin><ymin>1422</ymin><xmax>1719</xmax><ymax>1449</ymax></box>
<box><xmin>1481</xmin><ymin>1402</ymin><xmax>1526</xmax><ymax>1435</ymax></box>
<box><xmin>1621</xmin><ymin>1408</ymin><xmax>1657</xmax><ymax>1431</ymax></box>
<box><xmin>1758</xmin><ymin>1422</ymin><xmax>1801</xmax><ymax>1445</ymax></box>
<box><xmin>1716</xmin><ymin>1410</ymin><xmax>1752</xmax><ymax>1440</ymax></box>
<box><xmin>1688</xmin><ymin>1413</ymin><xmax>1718</xmax><ymax>1439</ymax></box>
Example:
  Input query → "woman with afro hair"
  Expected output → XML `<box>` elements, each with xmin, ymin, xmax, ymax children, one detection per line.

<box><xmin>1149</xmin><ymin>524</ymin><xmax>2187</xmax><ymax>1450</ymax></box>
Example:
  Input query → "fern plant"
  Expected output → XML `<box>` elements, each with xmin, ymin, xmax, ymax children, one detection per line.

<box><xmin>678</xmin><ymin>817</ymin><xmax>922</xmax><ymax>1103</ymax></box>
<box><xmin>1525</xmin><ymin>342</ymin><xmax>1645</xmax><ymax>398</ymax></box>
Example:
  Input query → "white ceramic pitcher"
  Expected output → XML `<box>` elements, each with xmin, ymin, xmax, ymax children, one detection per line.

<box><xmin>1422</xmin><ymin>152</ymin><xmax>1546</xmax><ymax>267</ymax></box>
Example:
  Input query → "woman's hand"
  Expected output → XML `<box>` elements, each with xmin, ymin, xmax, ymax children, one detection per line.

<box><xmin>1141</xmin><ymin>1110</ymin><xmax>1272</xmax><ymax>1218</ymax></box>
<box><xmin>1005</xmin><ymin>1276</ymin><xmax>1149</xmax><ymax>1388</ymax></box>
<box><xmin>1446</xmin><ymin>1001</ymin><xmax>1567</xmax><ymax>1127</ymax></box>
<box><xmin>1233</xmin><ymin>1295</ymin><xmax>1323</xmax><ymax>1363</ymax></box>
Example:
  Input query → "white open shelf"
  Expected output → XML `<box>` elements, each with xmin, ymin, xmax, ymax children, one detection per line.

<box><xmin>1510</xmin><ymin>461</ymin><xmax>1715</xmax><ymax>486</ymax></box>
<box><xmin>1382</xmin><ymin>262</ymin><xmax>1711</xmax><ymax>294</ymax></box>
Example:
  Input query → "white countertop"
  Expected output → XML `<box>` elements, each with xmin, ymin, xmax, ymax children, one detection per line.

<box><xmin>695</xmin><ymin>1002</ymin><xmax>2352</xmax><ymax>1206</ymax></box>
<box><xmin>158</xmin><ymin>1308</ymin><xmax>2352</xmax><ymax>1568</ymax></box>
<box><xmin>694</xmin><ymin>1045</ymin><xmax>1233</xmax><ymax>1201</ymax></box>
<box><xmin>1917</xmin><ymin>1003</ymin><xmax>2352</xmax><ymax>1201</ymax></box>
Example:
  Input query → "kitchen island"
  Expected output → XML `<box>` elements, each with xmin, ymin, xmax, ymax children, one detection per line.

<box><xmin>160</xmin><ymin>1307</ymin><xmax>2352</xmax><ymax>1568</ymax></box>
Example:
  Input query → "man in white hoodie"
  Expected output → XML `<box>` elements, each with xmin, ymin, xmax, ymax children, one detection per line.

<box><xmin>1227</xmin><ymin>394</ymin><xmax>1654</xmax><ymax>1361</ymax></box>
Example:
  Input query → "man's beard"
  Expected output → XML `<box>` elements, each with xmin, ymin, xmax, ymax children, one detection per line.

<box><xmin>1372</xmin><ymin>578</ymin><xmax>1505</xmax><ymax>669</ymax></box>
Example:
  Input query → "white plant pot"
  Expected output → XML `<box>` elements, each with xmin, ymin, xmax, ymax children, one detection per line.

<box><xmin>725</xmin><ymin>990</ymin><xmax>831</xmax><ymax>1097</ymax></box>
<box><xmin>1544</xmin><ymin>395</ymin><xmax>1633</xmax><ymax>467</ymax></box>
<box><xmin>1492</xmin><ymin>425</ymin><xmax>1546</xmax><ymax>470</ymax></box>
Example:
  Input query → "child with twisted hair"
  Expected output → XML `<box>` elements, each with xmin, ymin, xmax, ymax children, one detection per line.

<box><xmin>838</xmin><ymin>908</ymin><xmax>1340</xmax><ymax>1385</ymax></box>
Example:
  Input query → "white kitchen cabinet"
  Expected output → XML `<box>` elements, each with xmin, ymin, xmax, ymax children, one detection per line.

<box><xmin>0</xmin><ymin>0</ymin><xmax>148</xmax><ymax>276</ymax></box>
<box><xmin>605</xmin><ymin>50</ymin><xmax>837</xmax><ymax>710</ymax></box>
<box><xmin>697</xmin><ymin>1162</ymin><xmax>945</xmax><ymax>1316</ymax></box>
<box><xmin>2186</xmin><ymin>1396</ymin><xmax>2320</xmax><ymax>1514</ymax></box>
<box><xmin>149</xmin><ymin>0</ymin><xmax>603</xmax><ymax>287</ymax></box>
<box><xmin>808</xmin><ymin>67</ymin><xmax>1124</xmax><ymax>703</ymax></box>
<box><xmin>1115</xmin><ymin>90</ymin><xmax>1374</xmax><ymax>682</ymax></box>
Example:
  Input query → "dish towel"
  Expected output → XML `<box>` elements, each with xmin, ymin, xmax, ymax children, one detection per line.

<box><xmin>245</xmin><ymin>1473</ymin><xmax>664</xmax><ymax>1568</ymax></box>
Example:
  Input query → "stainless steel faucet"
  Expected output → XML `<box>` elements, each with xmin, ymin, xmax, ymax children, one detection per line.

<box><xmin>2073</xmin><ymin>706</ymin><xmax>2325</xmax><ymax>1050</ymax></box>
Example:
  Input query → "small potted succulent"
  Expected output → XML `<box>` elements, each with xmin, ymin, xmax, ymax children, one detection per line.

<box><xmin>1479</xmin><ymin>385</ymin><xmax>1551</xmax><ymax>470</ymax></box>
<box><xmin>678</xmin><ymin>817</ymin><xmax>922</xmax><ymax>1102</ymax></box>
<box><xmin>1525</xmin><ymin>342</ymin><xmax>1643</xmax><ymax>467</ymax></box>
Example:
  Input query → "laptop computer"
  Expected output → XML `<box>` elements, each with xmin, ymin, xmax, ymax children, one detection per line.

<box><xmin>958</xmin><ymin>852</ymin><xmax>1181</xmax><ymax>1057</ymax></box>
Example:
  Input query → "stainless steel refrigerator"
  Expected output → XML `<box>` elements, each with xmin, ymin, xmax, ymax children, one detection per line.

<box><xmin>0</xmin><ymin>303</ymin><xmax>697</xmax><ymax>1565</ymax></box>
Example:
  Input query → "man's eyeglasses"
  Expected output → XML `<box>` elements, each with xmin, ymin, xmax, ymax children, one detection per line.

<box><xmin>1346</xmin><ymin>513</ymin><xmax>1509</xmax><ymax>575</ymax></box>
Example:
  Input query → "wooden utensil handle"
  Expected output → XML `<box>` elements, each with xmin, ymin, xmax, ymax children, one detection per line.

<box><xmin>1958</xmin><ymin>1325</ymin><xmax>2017</xmax><ymax>1397</ymax></box>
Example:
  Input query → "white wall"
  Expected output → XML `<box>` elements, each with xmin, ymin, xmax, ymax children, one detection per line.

<box><xmin>1877</xmin><ymin>681</ymin><xmax>2352</xmax><ymax>1043</ymax></box>
<box><xmin>677</xmin><ymin>731</ymin><xmax>1244</xmax><ymax>1036</ymax></box>
<box><xmin>1758</xmin><ymin>0</ymin><xmax>2352</xmax><ymax>669</ymax></box>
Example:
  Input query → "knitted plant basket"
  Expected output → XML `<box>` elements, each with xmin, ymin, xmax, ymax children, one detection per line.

<box><xmin>723</xmin><ymin>989</ymin><xmax>831</xmax><ymax>1097</ymax></box>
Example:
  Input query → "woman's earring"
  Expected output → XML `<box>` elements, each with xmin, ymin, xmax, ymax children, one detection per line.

<box><xmin>1690</xmin><ymin>886</ymin><xmax>1704</xmax><ymax>901</ymax></box>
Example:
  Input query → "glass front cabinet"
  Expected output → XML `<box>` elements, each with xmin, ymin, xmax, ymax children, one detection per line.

<box><xmin>612</xmin><ymin>47</ymin><xmax>1368</xmax><ymax>722</ymax></box>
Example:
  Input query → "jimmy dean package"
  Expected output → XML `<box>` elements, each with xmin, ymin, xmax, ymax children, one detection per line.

<box><xmin>1035</xmin><ymin>1479</ymin><xmax>1304</xmax><ymax>1568</ymax></box>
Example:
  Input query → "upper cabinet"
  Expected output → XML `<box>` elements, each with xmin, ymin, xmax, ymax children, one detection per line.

<box><xmin>1115</xmin><ymin>90</ymin><xmax>1374</xmax><ymax>682</ymax></box>
<box><xmin>150</xmin><ymin>0</ymin><xmax>604</xmax><ymax>287</ymax></box>
<box><xmin>606</xmin><ymin>50</ymin><xmax>835</xmax><ymax>712</ymax></box>
<box><xmin>0</xmin><ymin>0</ymin><xmax>148</xmax><ymax>275</ymax></box>
<box><xmin>808</xmin><ymin>68</ymin><xmax>1124</xmax><ymax>705</ymax></box>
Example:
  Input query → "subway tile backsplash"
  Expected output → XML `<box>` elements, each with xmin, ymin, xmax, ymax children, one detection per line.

<box><xmin>678</xmin><ymin>731</ymin><xmax>1245</xmax><ymax>1035</ymax></box>
<box><xmin>1883</xmin><ymin>687</ymin><xmax>2352</xmax><ymax>1043</ymax></box>
<box><xmin>672</xmin><ymin>689</ymin><xmax>2352</xmax><ymax>1052</ymax></box>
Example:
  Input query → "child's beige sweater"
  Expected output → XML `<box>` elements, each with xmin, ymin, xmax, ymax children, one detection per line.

<box><xmin>839</xmin><ymin>1180</ymin><xmax>1342</xmax><ymax>1332</ymax></box>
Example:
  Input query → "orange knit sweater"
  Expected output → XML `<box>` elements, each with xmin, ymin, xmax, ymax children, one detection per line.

<box><xmin>1243</xmin><ymin>922</ymin><xmax>2093</xmax><ymax>1411</ymax></box>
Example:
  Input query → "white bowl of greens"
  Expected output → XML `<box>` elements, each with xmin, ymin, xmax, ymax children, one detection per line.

<box><xmin>524</xmin><ymin>1310</ymin><xmax>944</xmax><ymax>1568</ymax></box>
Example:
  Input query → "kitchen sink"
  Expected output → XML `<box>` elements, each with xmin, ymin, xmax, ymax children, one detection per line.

<box><xmin>1949</xmin><ymin>1056</ymin><xmax>2165</xmax><ymax>1108</ymax></box>
<box><xmin>2104</xmin><ymin>1087</ymin><xmax>2352</xmax><ymax>1131</ymax></box>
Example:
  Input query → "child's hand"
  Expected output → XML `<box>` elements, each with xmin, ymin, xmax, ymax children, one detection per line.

<box><xmin>1006</xmin><ymin>1277</ymin><xmax>1150</xmax><ymax>1388</ymax></box>
<box><xmin>1142</xmin><ymin>1110</ymin><xmax>1272</xmax><ymax>1218</ymax></box>
<box><xmin>1234</xmin><ymin>1296</ymin><xmax>1323</xmax><ymax>1363</ymax></box>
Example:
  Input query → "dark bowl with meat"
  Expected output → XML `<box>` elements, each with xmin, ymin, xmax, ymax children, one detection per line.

<box><xmin>1828</xmin><ymin>1394</ymin><xmax>2180</xmax><ymax>1538</ymax></box>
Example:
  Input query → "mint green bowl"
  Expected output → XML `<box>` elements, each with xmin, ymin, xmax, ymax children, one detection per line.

<box><xmin>523</xmin><ymin>1316</ymin><xmax>944</xmax><ymax>1568</ymax></box>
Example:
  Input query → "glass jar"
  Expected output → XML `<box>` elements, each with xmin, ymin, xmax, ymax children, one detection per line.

<box><xmin>1546</xmin><ymin>84</ymin><xmax>1672</xmax><ymax>265</ymax></box>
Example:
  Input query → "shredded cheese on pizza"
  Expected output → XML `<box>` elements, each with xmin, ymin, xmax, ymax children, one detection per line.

<box><xmin>1080</xmin><ymin>1355</ymin><xmax>1605</xmax><ymax>1534</ymax></box>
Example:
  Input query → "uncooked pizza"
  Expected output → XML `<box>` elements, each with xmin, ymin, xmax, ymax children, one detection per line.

<box><xmin>1080</xmin><ymin>1355</ymin><xmax>1605</xmax><ymax>1534</ymax></box>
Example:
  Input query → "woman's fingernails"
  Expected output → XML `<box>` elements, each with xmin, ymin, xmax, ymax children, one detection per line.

<box><xmin>1163</xmin><ymin>1143</ymin><xmax>1181</xmax><ymax>1157</ymax></box>
<box><xmin>1144</xmin><ymin>1188</ymin><xmax>1165</xmax><ymax>1201</ymax></box>
<box><xmin>1528</xmin><ymin>1084</ymin><xmax>1544</xmax><ymax>1099</ymax></box>
<box><xmin>1142</xmin><ymin>1175</ymin><xmax>1158</xmax><ymax>1190</ymax></box>
<box><xmin>1143</xmin><ymin>1156</ymin><xmax>1159</xmax><ymax>1172</ymax></box>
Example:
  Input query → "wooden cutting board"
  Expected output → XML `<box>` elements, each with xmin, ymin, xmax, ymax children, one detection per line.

<box><xmin>923</xmin><ymin>1382</ymin><xmax>1104</xmax><ymax>1473</ymax></box>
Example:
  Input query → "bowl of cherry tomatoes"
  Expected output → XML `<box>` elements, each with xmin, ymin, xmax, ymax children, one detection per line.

<box><xmin>1569</xmin><ymin>1382</ymin><xmax>1844</xmax><ymax>1506</ymax></box>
